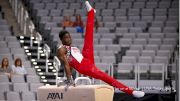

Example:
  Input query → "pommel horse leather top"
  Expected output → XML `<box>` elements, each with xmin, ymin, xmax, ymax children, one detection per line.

<box><xmin>38</xmin><ymin>85</ymin><xmax>114</xmax><ymax>101</ymax></box>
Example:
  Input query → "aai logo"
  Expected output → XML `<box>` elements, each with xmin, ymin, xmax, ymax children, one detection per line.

<box><xmin>47</xmin><ymin>92</ymin><xmax>63</xmax><ymax>100</ymax></box>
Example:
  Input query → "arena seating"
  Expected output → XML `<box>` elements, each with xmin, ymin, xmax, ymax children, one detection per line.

<box><xmin>0</xmin><ymin>0</ymin><xmax>178</xmax><ymax>100</ymax></box>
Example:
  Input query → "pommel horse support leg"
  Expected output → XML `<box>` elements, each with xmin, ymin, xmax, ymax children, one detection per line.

<box><xmin>37</xmin><ymin>77</ymin><xmax>114</xmax><ymax>101</ymax></box>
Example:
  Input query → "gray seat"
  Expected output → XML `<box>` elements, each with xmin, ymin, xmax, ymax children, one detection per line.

<box><xmin>49</xmin><ymin>9</ymin><xmax>62</xmax><ymax>16</ymax></box>
<box><xmin>27</xmin><ymin>75</ymin><xmax>40</xmax><ymax>83</ymax></box>
<box><xmin>141</xmin><ymin>16</ymin><xmax>153</xmax><ymax>22</ymax></box>
<box><xmin>123</xmin><ymin>33</ymin><xmax>136</xmax><ymax>39</ymax></box>
<box><xmin>32</xmin><ymin>3</ymin><xmax>45</xmax><ymax>10</ymax></box>
<box><xmin>69</xmin><ymin>3</ymin><xmax>81</xmax><ymax>9</ymax></box>
<box><xmin>101</xmin><ymin>34</ymin><xmax>115</xmax><ymax>39</ymax></box>
<box><xmin>115</xmin><ymin>16</ymin><xmax>127</xmax><ymax>22</ymax></box>
<box><xmin>45</xmin><ymin>3</ymin><xmax>56</xmax><ymax>9</ymax></box>
<box><xmin>36</xmin><ymin>9</ymin><xmax>49</xmax><ymax>17</ymax></box>
<box><xmin>156</xmin><ymin>50</ymin><xmax>171</xmax><ymax>59</ymax></box>
<box><xmin>165</xmin><ymin>21</ymin><xmax>178</xmax><ymax>27</ymax></box>
<box><xmin>13</xmin><ymin>83</ymin><xmax>29</xmax><ymax>92</ymax></box>
<box><xmin>163</xmin><ymin>27</ymin><xmax>177</xmax><ymax>33</ymax></box>
<box><xmin>6</xmin><ymin>92</ymin><xmax>21</xmax><ymax>101</ymax></box>
<box><xmin>120</xmin><ymin>21</ymin><xmax>133</xmax><ymax>28</ymax></box>
<box><xmin>41</xmin><ymin>0</ymin><xmax>53</xmax><ymax>3</ymax></box>
<box><xmin>141</xmin><ymin>8</ymin><xmax>153</xmax><ymax>16</ymax></box>
<box><xmin>118</xmin><ymin>63</ymin><xmax>134</xmax><ymax>73</ymax></box>
<box><xmin>144</xmin><ymin>44</ymin><xmax>159</xmax><ymax>51</ymax></box>
<box><xmin>126</xmin><ymin>50</ymin><xmax>140</xmax><ymax>58</ymax></box>
<box><xmin>129</xmin><ymin>27</ymin><xmax>142</xmax><ymax>33</ymax></box>
<box><xmin>29</xmin><ymin>83</ymin><xmax>44</xmax><ymax>92</ymax></box>
<box><xmin>26</xmin><ymin>68</ymin><xmax>37</xmax><ymax>75</ymax></box>
<box><xmin>128</xmin><ymin>8</ymin><xmax>140</xmax><ymax>16</ymax></box>
<box><xmin>149</xmin><ymin>27</ymin><xmax>162</xmax><ymax>33</ymax></box>
<box><xmin>115</xmin><ymin>9</ymin><xmax>127</xmax><ymax>16</ymax></box>
<box><xmin>11</xmin><ymin>75</ymin><xmax>25</xmax><ymax>83</ymax></box>
<box><xmin>0</xmin><ymin>83</ymin><xmax>10</xmax><ymax>92</ymax></box>
<box><xmin>72</xmin><ymin>38</ymin><xmax>83</xmax><ymax>45</ymax></box>
<box><xmin>7</xmin><ymin>42</ymin><xmax>21</xmax><ymax>48</ymax></box>
<box><xmin>154</xmin><ymin>16</ymin><xmax>167</xmax><ymax>21</ymax></box>
<box><xmin>101</xmin><ymin>56</ymin><xmax>115</xmax><ymax>64</ymax></box>
<box><xmin>94</xmin><ymin>56</ymin><xmax>101</xmax><ymax>63</ymax></box>
<box><xmin>165</xmin><ymin>33</ymin><xmax>178</xmax><ymax>38</ymax></box>
<box><xmin>106</xmin><ymin>44</ymin><xmax>121</xmax><ymax>51</ymax></box>
<box><xmin>0</xmin><ymin>75</ymin><xmax>9</xmax><ymax>82</ymax></box>
<box><xmin>138</xmin><ymin>63</ymin><xmax>150</xmax><ymax>74</ymax></box>
<box><xmin>136</xmin><ymin>33</ymin><xmax>150</xmax><ymax>39</ymax></box>
<box><xmin>53</xmin><ymin>0</ymin><xmax>64</xmax><ymax>3</ymax></box>
<box><xmin>101</xmin><ymin>9</ymin><xmax>113</xmax><ymax>16</ymax></box>
<box><xmin>94</xmin><ymin>45</ymin><xmax>106</xmax><ymax>51</ymax></box>
<box><xmin>150</xmin><ymin>33</ymin><xmax>164</xmax><ymax>39</ymax></box>
<box><xmin>122</xmin><ymin>56</ymin><xmax>137</xmax><ymax>64</ymax></box>
<box><xmin>133</xmin><ymin>2</ymin><xmax>145</xmax><ymax>8</ymax></box>
<box><xmin>116</xmin><ymin>28</ymin><xmax>128</xmax><ymax>33</ymax></box>
<box><xmin>138</xmin><ymin>56</ymin><xmax>153</xmax><ymax>64</ymax></box>
<box><xmin>97</xmin><ymin>27</ymin><xmax>109</xmax><ymax>33</ymax></box>
<box><xmin>134</xmin><ymin>21</ymin><xmax>147</xmax><ymax>30</ymax></box>
<box><xmin>56</xmin><ymin>3</ymin><xmax>69</xmax><ymax>9</ymax></box>
<box><xmin>148</xmin><ymin>38</ymin><xmax>162</xmax><ymax>45</ymax></box>
<box><xmin>163</xmin><ymin>38</ymin><xmax>177</xmax><ymax>45</ymax></box>
<box><xmin>94</xmin><ymin>3</ymin><xmax>106</xmax><ymax>9</ymax></box>
<box><xmin>0</xmin><ymin>92</ymin><xmax>5</xmax><ymax>100</ymax></box>
<box><xmin>10</xmin><ymin>48</ymin><xmax>25</xmax><ymax>54</ymax></box>
<box><xmin>150</xmin><ymin>63</ymin><xmax>164</xmax><ymax>80</ymax></box>
<box><xmin>155</xmin><ymin>8</ymin><xmax>167</xmax><ymax>16</ymax></box>
<box><xmin>5</xmin><ymin>36</ymin><xmax>18</xmax><ymax>42</ymax></box>
<box><xmin>151</xmin><ymin>21</ymin><xmax>164</xmax><ymax>27</ymax></box>
<box><xmin>128</xmin><ymin>16</ymin><xmax>140</xmax><ymax>21</ymax></box>
<box><xmin>23</xmin><ymin>61</ymin><xmax>32</xmax><ymax>68</ymax></box>
<box><xmin>107</xmin><ymin>2</ymin><xmax>119</xmax><ymax>9</ymax></box>
<box><xmin>154</xmin><ymin>56</ymin><xmax>169</xmax><ymax>64</ymax></box>
<box><xmin>141</xmin><ymin>50</ymin><xmax>156</xmax><ymax>57</ymax></box>
<box><xmin>0</xmin><ymin>48</ymin><xmax>10</xmax><ymax>54</ymax></box>
<box><xmin>133</xmin><ymin>38</ymin><xmax>147</xmax><ymax>45</ymax></box>
<box><xmin>13</xmin><ymin>54</ymin><xmax>27</xmax><ymax>62</ymax></box>
<box><xmin>62</xmin><ymin>9</ymin><xmax>75</xmax><ymax>16</ymax></box>
<box><xmin>98</xmin><ymin>50</ymin><xmax>115</xmax><ymax>57</ymax></box>
<box><xmin>75</xmin><ymin>9</ymin><xmax>87</xmax><ymax>16</ymax></box>
<box><xmin>130</xmin><ymin>45</ymin><xmax>143</xmax><ymax>51</ymax></box>
<box><xmin>65</xmin><ymin>27</ymin><xmax>77</xmax><ymax>33</ymax></box>
<box><xmin>99</xmin><ymin>38</ymin><xmax>113</xmax><ymax>45</ymax></box>
<box><xmin>0</xmin><ymin>41</ymin><xmax>7</xmax><ymax>48</ymax></box>
<box><xmin>119</xmin><ymin>38</ymin><xmax>133</xmax><ymax>46</ymax></box>
<box><xmin>102</xmin><ymin>16</ymin><xmax>114</xmax><ymax>22</ymax></box>
<box><xmin>159</xmin><ymin>1</ymin><xmax>171</xmax><ymax>8</ymax></box>
<box><xmin>51</xmin><ymin>17</ymin><xmax>63</xmax><ymax>24</ymax></box>
<box><xmin>96</xmin><ymin>63</ymin><xmax>110</xmax><ymax>73</ymax></box>
<box><xmin>160</xmin><ymin>44</ymin><xmax>174</xmax><ymax>52</ymax></box>
<box><xmin>120</xmin><ymin>2</ymin><xmax>132</xmax><ymax>8</ymax></box>
<box><xmin>21</xmin><ymin>92</ymin><xmax>36</xmax><ymax>101</ymax></box>
<box><xmin>146</xmin><ymin>1</ymin><xmax>158</xmax><ymax>8</ymax></box>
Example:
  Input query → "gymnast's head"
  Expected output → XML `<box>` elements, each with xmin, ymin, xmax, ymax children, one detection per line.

<box><xmin>59</xmin><ymin>30</ymin><xmax>72</xmax><ymax>46</ymax></box>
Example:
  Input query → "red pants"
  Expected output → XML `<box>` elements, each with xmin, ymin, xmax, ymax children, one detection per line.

<box><xmin>70</xmin><ymin>10</ymin><xmax>133</xmax><ymax>95</ymax></box>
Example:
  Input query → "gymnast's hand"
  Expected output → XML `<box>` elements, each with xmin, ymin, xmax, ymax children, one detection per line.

<box><xmin>64</xmin><ymin>78</ymin><xmax>75</xmax><ymax>91</ymax></box>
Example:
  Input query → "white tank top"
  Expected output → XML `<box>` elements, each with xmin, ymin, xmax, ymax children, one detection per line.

<box><xmin>58</xmin><ymin>45</ymin><xmax>83</xmax><ymax>63</ymax></box>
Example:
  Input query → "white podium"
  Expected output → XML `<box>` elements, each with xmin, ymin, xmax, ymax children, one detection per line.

<box><xmin>37</xmin><ymin>85</ymin><xmax>114</xmax><ymax>101</ymax></box>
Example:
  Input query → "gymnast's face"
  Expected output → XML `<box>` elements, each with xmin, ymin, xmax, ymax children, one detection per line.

<box><xmin>61</xmin><ymin>33</ymin><xmax>72</xmax><ymax>46</ymax></box>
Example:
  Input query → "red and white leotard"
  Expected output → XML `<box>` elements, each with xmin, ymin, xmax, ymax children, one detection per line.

<box><xmin>58</xmin><ymin>9</ymin><xmax>134</xmax><ymax>95</ymax></box>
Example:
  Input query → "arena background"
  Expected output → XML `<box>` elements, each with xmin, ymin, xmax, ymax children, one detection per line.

<box><xmin>0</xmin><ymin>0</ymin><xmax>179</xmax><ymax>101</ymax></box>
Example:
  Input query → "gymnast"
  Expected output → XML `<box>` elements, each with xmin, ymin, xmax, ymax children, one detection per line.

<box><xmin>57</xmin><ymin>1</ymin><xmax>145</xmax><ymax>98</ymax></box>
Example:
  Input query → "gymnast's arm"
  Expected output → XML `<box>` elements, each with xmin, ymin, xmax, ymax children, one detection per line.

<box><xmin>57</xmin><ymin>47</ymin><xmax>72</xmax><ymax>80</ymax></box>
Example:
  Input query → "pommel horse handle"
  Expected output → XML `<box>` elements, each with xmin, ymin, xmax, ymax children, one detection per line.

<box><xmin>75</xmin><ymin>77</ymin><xmax>92</xmax><ymax>85</ymax></box>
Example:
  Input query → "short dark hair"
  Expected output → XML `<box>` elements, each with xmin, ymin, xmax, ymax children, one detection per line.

<box><xmin>59</xmin><ymin>30</ymin><xmax>69</xmax><ymax>40</ymax></box>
